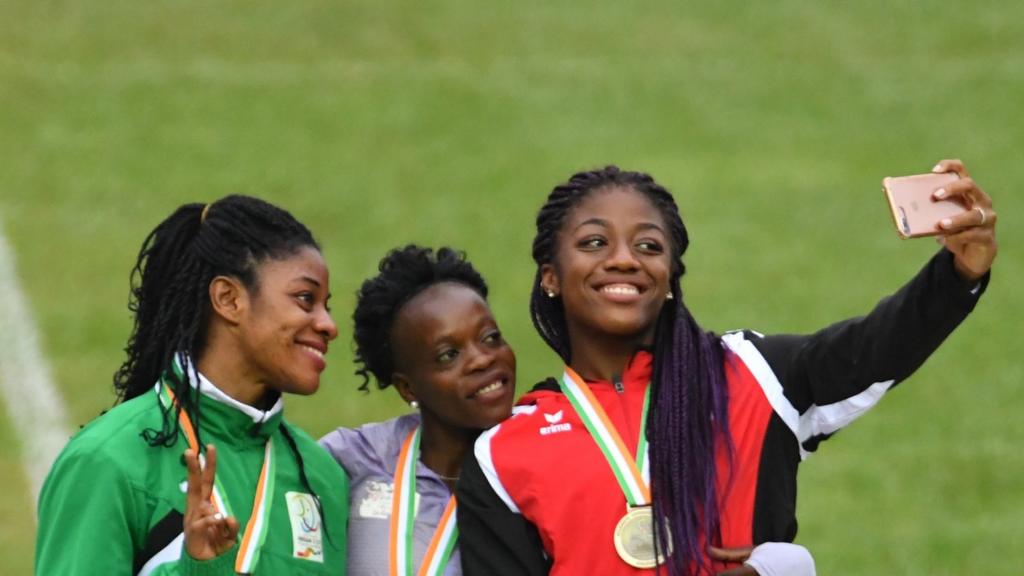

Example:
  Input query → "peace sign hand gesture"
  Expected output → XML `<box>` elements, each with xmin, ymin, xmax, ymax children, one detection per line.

<box><xmin>183</xmin><ymin>444</ymin><xmax>240</xmax><ymax>560</ymax></box>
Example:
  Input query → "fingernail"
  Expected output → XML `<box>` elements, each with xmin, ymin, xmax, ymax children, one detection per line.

<box><xmin>932</xmin><ymin>164</ymin><xmax>943</xmax><ymax>173</ymax></box>
<box><xmin>940</xmin><ymin>218</ymin><xmax>952</xmax><ymax>228</ymax></box>
<box><xmin>214</xmin><ymin>513</ymin><xmax>224</xmax><ymax>521</ymax></box>
<box><xmin>933</xmin><ymin>188</ymin><xmax>947</xmax><ymax>199</ymax></box>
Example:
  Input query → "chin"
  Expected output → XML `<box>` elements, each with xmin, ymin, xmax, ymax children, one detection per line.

<box><xmin>597</xmin><ymin>318</ymin><xmax>656</xmax><ymax>339</ymax></box>
<box><xmin>481</xmin><ymin>408</ymin><xmax>513</xmax><ymax>428</ymax></box>
<box><xmin>286</xmin><ymin>377</ymin><xmax>321</xmax><ymax>397</ymax></box>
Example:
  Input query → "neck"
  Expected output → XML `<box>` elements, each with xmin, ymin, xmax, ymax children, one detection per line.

<box><xmin>196</xmin><ymin>340</ymin><xmax>271</xmax><ymax>409</ymax></box>
<box><xmin>567</xmin><ymin>327</ymin><xmax>652</xmax><ymax>382</ymax></box>
<box><xmin>417</xmin><ymin>412</ymin><xmax>479</xmax><ymax>491</ymax></box>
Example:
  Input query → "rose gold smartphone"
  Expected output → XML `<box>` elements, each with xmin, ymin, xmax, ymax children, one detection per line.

<box><xmin>882</xmin><ymin>172</ymin><xmax>965</xmax><ymax>238</ymax></box>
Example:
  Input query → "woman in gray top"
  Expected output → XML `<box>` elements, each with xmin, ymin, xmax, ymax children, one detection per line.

<box><xmin>320</xmin><ymin>245</ymin><xmax>516</xmax><ymax>576</ymax></box>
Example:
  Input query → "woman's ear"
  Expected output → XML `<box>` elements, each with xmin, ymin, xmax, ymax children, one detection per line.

<box><xmin>540</xmin><ymin>263</ymin><xmax>560</xmax><ymax>297</ymax></box>
<box><xmin>392</xmin><ymin>373</ymin><xmax>418</xmax><ymax>406</ymax></box>
<box><xmin>208</xmin><ymin>275</ymin><xmax>247</xmax><ymax>325</ymax></box>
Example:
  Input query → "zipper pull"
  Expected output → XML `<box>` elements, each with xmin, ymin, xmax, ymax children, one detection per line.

<box><xmin>613</xmin><ymin>373</ymin><xmax>624</xmax><ymax>393</ymax></box>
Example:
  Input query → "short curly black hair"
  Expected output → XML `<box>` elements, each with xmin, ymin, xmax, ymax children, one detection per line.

<box><xmin>352</xmin><ymin>245</ymin><xmax>489</xmax><ymax>392</ymax></box>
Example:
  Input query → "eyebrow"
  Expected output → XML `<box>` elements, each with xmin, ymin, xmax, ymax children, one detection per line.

<box><xmin>574</xmin><ymin>218</ymin><xmax>666</xmax><ymax>234</ymax></box>
<box><xmin>428</xmin><ymin>316</ymin><xmax>496</xmax><ymax>345</ymax></box>
<box><xmin>635</xmin><ymin>222</ymin><xmax>665</xmax><ymax>233</ymax></box>
<box><xmin>574</xmin><ymin>217</ymin><xmax>610</xmax><ymax>231</ymax></box>
<box><xmin>296</xmin><ymin>275</ymin><xmax>322</xmax><ymax>288</ymax></box>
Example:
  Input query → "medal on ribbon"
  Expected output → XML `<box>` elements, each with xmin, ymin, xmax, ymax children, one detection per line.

<box><xmin>158</xmin><ymin>358</ymin><xmax>276</xmax><ymax>575</ymax></box>
<box><xmin>560</xmin><ymin>367</ymin><xmax>669</xmax><ymax>569</ymax></box>
<box><xmin>389</xmin><ymin>426</ymin><xmax>459</xmax><ymax>576</ymax></box>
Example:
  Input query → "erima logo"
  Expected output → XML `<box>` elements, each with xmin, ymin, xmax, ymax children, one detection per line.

<box><xmin>540</xmin><ymin>410</ymin><xmax>572</xmax><ymax>436</ymax></box>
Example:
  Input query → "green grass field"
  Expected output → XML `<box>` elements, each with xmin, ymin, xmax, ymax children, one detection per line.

<box><xmin>2</xmin><ymin>1</ymin><xmax>1022</xmax><ymax>573</ymax></box>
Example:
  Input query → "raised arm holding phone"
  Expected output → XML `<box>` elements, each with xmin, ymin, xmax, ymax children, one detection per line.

<box><xmin>457</xmin><ymin>159</ymin><xmax>997</xmax><ymax>576</ymax></box>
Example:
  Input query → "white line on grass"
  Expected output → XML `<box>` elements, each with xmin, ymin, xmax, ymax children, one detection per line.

<box><xmin>0</xmin><ymin>220</ymin><xmax>71</xmax><ymax>512</ymax></box>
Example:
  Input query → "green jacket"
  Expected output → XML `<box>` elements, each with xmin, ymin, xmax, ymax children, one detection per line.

<box><xmin>35</xmin><ymin>382</ymin><xmax>348</xmax><ymax>575</ymax></box>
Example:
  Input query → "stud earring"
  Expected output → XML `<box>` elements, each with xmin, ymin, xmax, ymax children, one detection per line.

<box><xmin>666</xmin><ymin>292</ymin><xmax>674</xmax><ymax>300</ymax></box>
<box><xmin>410</xmin><ymin>400</ymin><xmax>419</xmax><ymax>410</ymax></box>
<box><xmin>546</xmin><ymin>290</ymin><xmax>557</xmax><ymax>298</ymax></box>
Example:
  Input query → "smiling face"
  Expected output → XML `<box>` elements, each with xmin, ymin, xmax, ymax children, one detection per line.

<box><xmin>390</xmin><ymin>282</ymin><xmax>516</xmax><ymax>432</ymax></box>
<box><xmin>542</xmin><ymin>186</ymin><xmax>673</xmax><ymax>347</ymax></box>
<box><xmin>236</xmin><ymin>246</ymin><xmax>338</xmax><ymax>397</ymax></box>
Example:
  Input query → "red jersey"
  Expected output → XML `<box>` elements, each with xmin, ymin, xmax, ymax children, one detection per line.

<box><xmin>475</xmin><ymin>346</ymin><xmax>775</xmax><ymax>574</ymax></box>
<box><xmin>457</xmin><ymin>251</ymin><xmax>984</xmax><ymax>575</ymax></box>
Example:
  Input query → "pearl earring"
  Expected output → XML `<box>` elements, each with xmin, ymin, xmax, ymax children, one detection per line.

<box><xmin>410</xmin><ymin>400</ymin><xmax>419</xmax><ymax>410</ymax></box>
<box><xmin>666</xmin><ymin>292</ymin><xmax>674</xmax><ymax>300</ymax></box>
<box><xmin>546</xmin><ymin>291</ymin><xmax>557</xmax><ymax>298</ymax></box>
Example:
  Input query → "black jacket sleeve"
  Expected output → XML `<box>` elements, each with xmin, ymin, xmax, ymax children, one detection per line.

<box><xmin>457</xmin><ymin>450</ymin><xmax>551</xmax><ymax>576</ymax></box>
<box><xmin>749</xmin><ymin>249</ymin><xmax>987</xmax><ymax>451</ymax></box>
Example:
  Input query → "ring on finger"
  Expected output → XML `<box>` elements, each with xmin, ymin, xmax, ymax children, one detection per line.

<box><xmin>973</xmin><ymin>206</ymin><xmax>987</xmax><ymax>225</ymax></box>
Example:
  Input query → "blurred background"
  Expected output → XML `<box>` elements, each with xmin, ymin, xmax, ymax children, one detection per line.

<box><xmin>2</xmin><ymin>1</ymin><xmax>1021</xmax><ymax>573</ymax></box>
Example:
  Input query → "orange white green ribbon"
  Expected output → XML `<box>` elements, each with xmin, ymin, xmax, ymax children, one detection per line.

<box><xmin>560</xmin><ymin>367</ymin><xmax>652</xmax><ymax>507</ymax></box>
<box><xmin>389</xmin><ymin>427</ymin><xmax>459</xmax><ymax>576</ymax></box>
<box><xmin>159</xmin><ymin>359</ymin><xmax>276</xmax><ymax>575</ymax></box>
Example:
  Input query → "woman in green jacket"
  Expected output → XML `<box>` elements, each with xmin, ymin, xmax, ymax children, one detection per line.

<box><xmin>35</xmin><ymin>195</ymin><xmax>348</xmax><ymax>575</ymax></box>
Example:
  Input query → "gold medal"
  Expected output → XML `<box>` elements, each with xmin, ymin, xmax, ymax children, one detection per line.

<box><xmin>613</xmin><ymin>506</ymin><xmax>668</xmax><ymax>569</ymax></box>
<box><xmin>560</xmin><ymin>369</ymin><xmax>665</xmax><ymax>568</ymax></box>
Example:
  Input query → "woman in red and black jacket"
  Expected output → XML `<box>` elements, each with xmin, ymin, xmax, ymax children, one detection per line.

<box><xmin>456</xmin><ymin>160</ymin><xmax>997</xmax><ymax>575</ymax></box>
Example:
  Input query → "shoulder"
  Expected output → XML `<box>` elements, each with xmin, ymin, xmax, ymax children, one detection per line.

<box><xmin>470</xmin><ymin>388</ymin><xmax>577</xmax><ymax>514</ymax></box>
<box><xmin>318</xmin><ymin>413</ymin><xmax>420</xmax><ymax>481</ymax></box>
<box><xmin>473</xmin><ymin>390</ymin><xmax>569</xmax><ymax>470</ymax></box>
<box><xmin>720</xmin><ymin>330</ymin><xmax>778</xmax><ymax>375</ymax></box>
<box><xmin>720</xmin><ymin>329</ymin><xmax>765</xmax><ymax>353</ymax></box>
<box><xmin>42</xmin><ymin>393</ymin><xmax>171</xmax><ymax>508</ymax></box>
<box><xmin>488</xmin><ymin>389</ymin><xmax>568</xmax><ymax>438</ymax></box>
<box><xmin>280</xmin><ymin>421</ymin><xmax>350</xmax><ymax>503</ymax></box>
<box><xmin>719</xmin><ymin>329</ymin><xmax>790</xmax><ymax>390</ymax></box>
<box><xmin>57</xmin><ymin>393</ymin><xmax>168</xmax><ymax>471</ymax></box>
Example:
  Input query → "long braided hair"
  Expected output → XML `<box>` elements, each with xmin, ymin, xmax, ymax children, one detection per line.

<box><xmin>113</xmin><ymin>194</ymin><xmax>330</xmax><ymax>530</ymax></box>
<box><xmin>530</xmin><ymin>166</ymin><xmax>732</xmax><ymax>575</ymax></box>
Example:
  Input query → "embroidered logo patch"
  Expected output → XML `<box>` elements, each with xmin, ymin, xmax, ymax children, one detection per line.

<box><xmin>286</xmin><ymin>491</ymin><xmax>324</xmax><ymax>563</ymax></box>
<box><xmin>539</xmin><ymin>411</ymin><xmax>572</xmax><ymax>436</ymax></box>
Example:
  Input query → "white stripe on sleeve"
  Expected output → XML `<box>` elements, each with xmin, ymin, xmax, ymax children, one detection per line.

<box><xmin>798</xmin><ymin>380</ymin><xmax>894</xmax><ymax>439</ymax></box>
<box><xmin>722</xmin><ymin>332</ymin><xmax>802</xmax><ymax>437</ymax></box>
<box><xmin>474</xmin><ymin>423</ymin><xmax>521</xmax><ymax>514</ymax></box>
<box><xmin>723</xmin><ymin>331</ymin><xmax>896</xmax><ymax>460</ymax></box>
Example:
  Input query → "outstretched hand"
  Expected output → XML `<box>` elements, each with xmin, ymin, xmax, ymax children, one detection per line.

<box><xmin>932</xmin><ymin>159</ymin><xmax>998</xmax><ymax>282</ymax></box>
<box><xmin>183</xmin><ymin>444</ymin><xmax>239</xmax><ymax>560</ymax></box>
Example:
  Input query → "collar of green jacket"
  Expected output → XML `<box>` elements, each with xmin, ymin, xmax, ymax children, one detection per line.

<box><xmin>168</xmin><ymin>353</ymin><xmax>285</xmax><ymax>447</ymax></box>
<box><xmin>193</xmin><ymin>387</ymin><xmax>284</xmax><ymax>446</ymax></box>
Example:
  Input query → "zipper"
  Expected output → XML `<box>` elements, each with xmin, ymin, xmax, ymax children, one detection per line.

<box><xmin>611</xmin><ymin>372</ymin><xmax>640</xmax><ymax>459</ymax></box>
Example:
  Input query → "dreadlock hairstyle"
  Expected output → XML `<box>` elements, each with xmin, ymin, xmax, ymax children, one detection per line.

<box><xmin>352</xmin><ymin>245</ymin><xmax>488</xmax><ymax>392</ymax></box>
<box><xmin>112</xmin><ymin>195</ymin><xmax>330</xmax><ymax>534</ymax></box>
<box><xmin>530</xmin><ymin>166</ymin><xmax>732</xmax><ymax>575</ymax></box>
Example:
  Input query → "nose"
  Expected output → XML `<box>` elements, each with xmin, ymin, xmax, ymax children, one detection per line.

<box><xmin>603</xmin><ymin>240</ymin><xmax>640</xmax><ymax>271</ymax></box>
<box><xmin>315</xmin><ymin>306</ymin><xmax>339</xmax><ymax>342</ymax></box>
<box><xmin>463</xmin><ymin>342</ymin><xmax>496</xmax><ymax>374</ymax></box>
